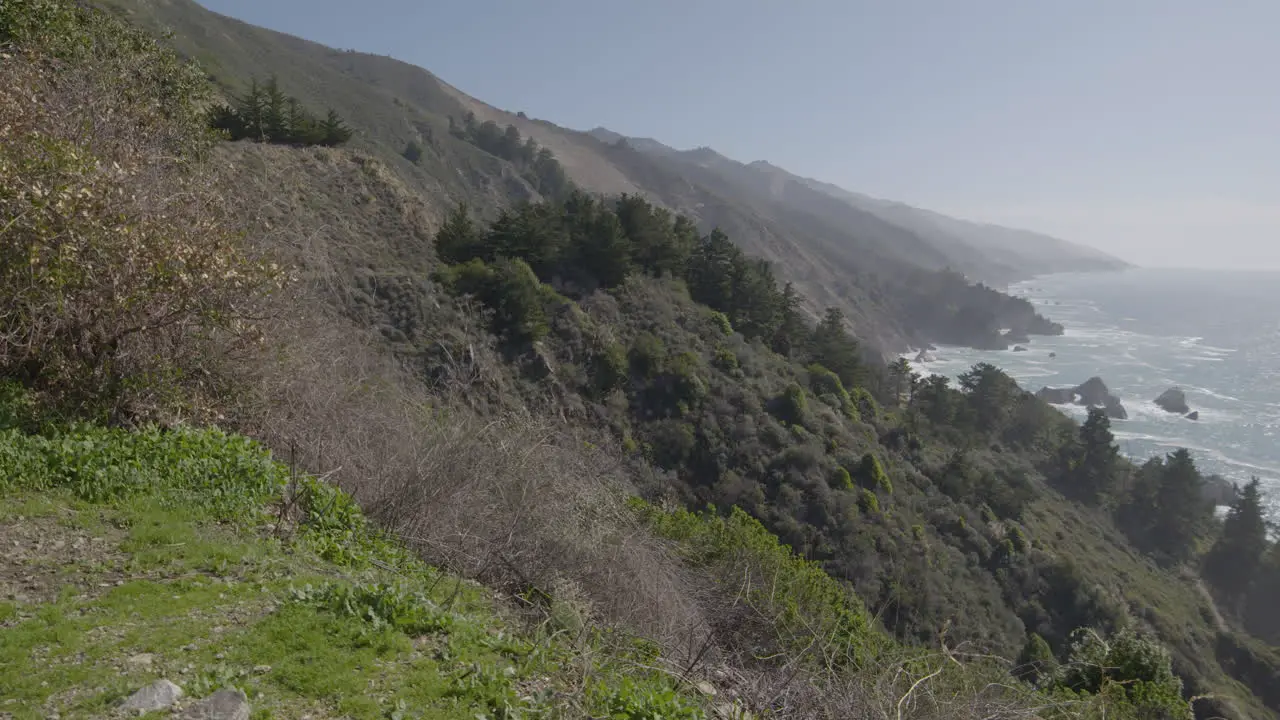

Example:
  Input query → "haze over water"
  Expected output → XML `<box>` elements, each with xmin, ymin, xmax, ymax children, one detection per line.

<box><xmin>913</xmin><ymin>267</ymin><xmax>1280</xmax><ymax>515</ymax></box>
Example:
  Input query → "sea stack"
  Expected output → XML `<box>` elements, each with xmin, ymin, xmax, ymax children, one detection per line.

<box><xmin>1037</xmin><ymin>377</ymin><xmax>1128</xmax><ymax>419</ymax></box>
<box><xmin>1154</xmin><ymin>387</ymin><xmax>1191</xmax><ymax>414</ymax></box>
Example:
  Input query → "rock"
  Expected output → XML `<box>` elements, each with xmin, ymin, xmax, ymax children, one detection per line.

<box><xmin>1186</xmin><ymin>411</ymin><xmax>1200</xmax><ymax>421</ymax></box>
<box><xmin>1012</xmin><ymin>345</ymin><xmax>1028</xmax><ymax>352</ymax></box>
<box><xmin>1154</xmin><ymin>387</ymin><xmax>1191</xmax><ymax>414</ymax></box>
<box><xmin>1048</xmin><ymin>352</ymin><xmax>1057</xmax><ymax>358</ymax></box>
<box><xmin>913</xmin><ymin>349</ymin><xmax>935</xmax><ymax>363</ymax></box>
<box><xmin>126</xmin><ymin>653</ymin><xmax>155</xmax><ymax>668</ymax></box>
<box><xmin>120</xmin><ymin>679</ymin><xmax>184</xmax><ymax>713</ymax></box>
<box><xmin>1037</xmin><ymin>377</ymin><xmax>1127</xmax><ymax>419</ymax></box>
<box><xmin>1074</xmin><ymin>377</ymin><xmax>1113</xmax><ymax>407</ymax></box>
<box><xmin>695</xmin><ymin>680</ymin><xmax>717</xmax><ymax>696</ymax></box>
<box><xmin>178</xmin><ymin>688</ymin><xmax>250</xmax><ymax>720</ymax></box>
<box><xmin>1103</xmin><ymin>397</ymin><xmax>1128</xmax><ymax>420</ymax></box>
<box><xmin>1036</xmin><ymin>386</ymin><xmax>1076</xmax><ymax>405</ymax></box>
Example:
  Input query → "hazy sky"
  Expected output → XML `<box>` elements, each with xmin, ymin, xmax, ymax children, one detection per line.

<box><xmin>198</xmin><ymin>0</ymin><xmax>1279</xmax><ymax>269</ymax></box>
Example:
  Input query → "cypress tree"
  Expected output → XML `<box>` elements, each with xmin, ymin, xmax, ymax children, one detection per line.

<box><xmin>1204</xmin><ymin>478</ymin><xmax>1267</xmax><ymax>603</ymax></box>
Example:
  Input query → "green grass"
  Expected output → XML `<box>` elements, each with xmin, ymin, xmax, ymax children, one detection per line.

<box><xmin>0</xmin><ymin>423</ymin><xmax>707</xmax><ymax>720</ymax></box>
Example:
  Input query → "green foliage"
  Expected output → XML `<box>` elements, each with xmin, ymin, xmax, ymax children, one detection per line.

<box><xmin>290</xmin><ymin>582</ymin><xmax>453</xmax><ymax>637</ymax></box>
<box><xmin>1058</xmin><ymin>407</ymin><xmax>1120</xmax><ymax>505</ymax></box>
<box><xmin>595</xmin><ymin>678</ymin><xmax>705</xmax><ymax>720</ymax></box>
<box><xmin>402</xmin><ymin>139</ymin><xmax>424</xmax><ymax>163</ymax></box>
<box><xmin>0</xmin><ymin>424</ymin><xmax>286</xmax><ymax>518</ymax></box>
<box><xmin>708</xmin><ymin>311</ymin><xmax>733</xmax><ymax>336</ymax></box>
<box><xmin>1204</xmin><ymin>478</ymin><xmax>1267</xmax><ymax>603</ymax></box>
<box><xmin>1116</xmin><ymin>450</ymin><xmax>1212</xmax><ymax>564</ymax></box>
<box><xmin>0</xmin><ymin>0</ymin><xmax>280</xmax><ymax>420</ymax></box>
<box><xmin>857</xmin><ymin>453</ymin><xmax>892</xmax><ymax>494</ymax></box>
<box><xmin>858</xmin><ymin>488</ymin><xmax>880</xmax><ymax>514</ymax></box>
<box><xmin>831</xmin><ymin>466</ymin><xmax>854</xmax><ymax>491</ymax></box>
<box><xmin>210</xmin><ymin>76</ymin><xmax>352</xmax><ymax>146</ymax></box>
<box><xmin>628</xmin><ymin>333</ymin><xmax>666</xmax><ymax>378</ymax></box>
<box><xmin>1016</xmin><ymin>632</ymin><xmax>1056</xmax><ymax>684</ymax></box>
<box><xmin>1054</xmin><ymin>628</ymin><xmax>1191</xmax><ymax>720</ymax></box>
<box><xmin>711</xmin><ymin>345</ymin><xmax>739</xmax><ymax>374</ymax></box>
<box><xmin>440</xmin><ymin>257</ymin><xmax>552</xmax><ymax>343</ymax></box>
<box><xmin>637</xmin><ymin>501</ymin><xmax>879</xmax><ymax>664</ymax></box>
<box><xmin>452</xmin><ymin>113</ymin><xmax>571</xmax><ymax>199</ymax></box>
<box><xmin>774</xmin><ymin>383</ymin><xmax>808</xmax><ymax>425</ymax></box>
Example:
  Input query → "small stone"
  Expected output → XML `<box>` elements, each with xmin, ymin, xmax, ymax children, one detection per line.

<box><xmin>696</xmin><ymin>680</ymin><xmax>717</xmax><ymax>696</ymax></box>
<box><xmin>252</xmin><ymin>665</ymin><xmax>271</xmax><ymax>675</ymax></box>
<box><xmin>127</xmin><ymin>653</ymin><xmax>155</xmax><ymax>667</ymax></box>
<box><xmin>214</xmin><ymin>653</ymin><xmax>225</xmax><ymax>660</ymax></box>
<box><xmin>178</xmin><ymin>688</ymin><xmax>250</xmax><ymax>720</ymax></box>
<box><xmin>119</xmin><ymin>679</ymin><xmax>184</xmax><ymax>713</ymax></box>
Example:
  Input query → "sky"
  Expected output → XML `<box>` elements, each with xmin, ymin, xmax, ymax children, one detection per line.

<box><xmin>197</xmin><ymin>0</ymin><xmax>1280</xmax><ymax>269</ymax></box>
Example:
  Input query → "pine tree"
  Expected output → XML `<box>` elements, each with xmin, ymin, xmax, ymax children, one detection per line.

<box><xmin>1204</xmin><ymin>478</ymin><xmax>1267</xmax><ymax>603</ymax></box>
<box><xmin>318</xmin><ymin>109</ymin><xmax>352</xmax><ymax>146</ymax></box>
<box><xmin>1152</xmin><ymin>449</ymin><xmax>1209</xmax><ymax>564</ymax></box>
<box><xmin>809</xmin><ymin>308</ymin><xmax>865</xmax><ymax>390</ymax></box>
<box><xmin>435</xmin><ymin>203</ymin><xmax>481</xmax><ymax>265</ymax></box>
<box><xmin>1069</xmin><ymin>407</ymin><xmax>1120</xmax><ymax>505</ymax></box>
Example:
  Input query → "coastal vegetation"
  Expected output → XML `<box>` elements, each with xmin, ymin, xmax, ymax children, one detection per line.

<box><xmin>1</xmin><ymin>0</ymin><xmax>1277</xmax><ymax>718</ymax></box>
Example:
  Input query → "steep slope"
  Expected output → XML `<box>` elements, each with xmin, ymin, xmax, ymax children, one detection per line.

<box><xmin>799</xmin><ymin>176</ymin><xmax>1130</xmax><ymax>278</ymax></box>
<box><xmin>9</xmin><ymin>1</ymin><xmax>1279</xmax><ymax>717</ymax></box>
<box><xmin>593</xmin><ymin>130</ymin><xmax>1130</xmax><ymax>284</ymax></box>
<box><xmin>97</xmin><ymin>0</ymin><xmax>1067</xmax><ymax>354</ymax></box>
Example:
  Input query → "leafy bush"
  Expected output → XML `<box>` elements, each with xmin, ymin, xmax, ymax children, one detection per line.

<box><xmin>0</xmin><ymin>0</ymin><xmax>281</xmax><ymax>419</ymax></box>
<box><xmin>595</xmin><ymin>678</ymin><xmax>704</xmax><ymax>720</ymax></box>
<box><xmin>440</xmin><ymin>257</ymin><xmax>553</xmax><ymax>343</ymax></box>
<box><xmin>0</xmin><ymin>423</ymin><xmax>286</xmax><ymax>517</ymax></box>
<box><xmin>291</xmin><ymin>581</ymin><xmax>453</xmax><ymax>636</ymax></box>
<box><xmin>636</xmin><ymin>501</ymin><xmax>880</xmax><ymax>664</ymax></box>
<box><xmin>1053</xmin><ymin>628</ymin><xmax>1191</xmax><ymax>719</ymax></box>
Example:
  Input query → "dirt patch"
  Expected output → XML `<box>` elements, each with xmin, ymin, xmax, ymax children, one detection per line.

<box><xmin>0</xmin><ymin>513</ymin><xmax>129</xmax><ymax>607</ymax></box>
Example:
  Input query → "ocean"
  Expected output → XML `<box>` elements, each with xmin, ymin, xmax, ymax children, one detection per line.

<box><xmin>907</xmin><ymin>267</ymin><xmax>1280</xmax><ymax>515</ymax></box>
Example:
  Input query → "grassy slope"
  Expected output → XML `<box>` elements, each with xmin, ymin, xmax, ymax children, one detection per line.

<box><xmin>0</xmin><ymin>423</ymin><xmax>706</xmax><ymax>720</ymax></box>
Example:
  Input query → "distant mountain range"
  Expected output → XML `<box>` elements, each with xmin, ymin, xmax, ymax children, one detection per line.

<box><xmin>586</xmin><ymin>128</ymin><xmax>1128</xmax><ymax>284</ymax></box>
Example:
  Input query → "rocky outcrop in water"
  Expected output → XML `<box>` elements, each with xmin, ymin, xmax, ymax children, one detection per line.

<box><xmin>1155</xmin><ymin>387</ymin><xmax>1191</xmax><ymax>414</ymax></box>
<box><xmin>1037</xmin><ymin>377</ymin><xmax>1127</xmax><ymax>419</ymax></box>
<box><xmin>1186</xmin><ymin>411</ymin><xmax>1200</xmax><ymax>421</ymax></box>
<box><xmin>914</xmin><ymin>349</ymin><xmax>935</xmax><ymax>363</ymax></box>
<box><xmin>1012</xmin><ymin>345</ymin><xmax>1028</xmax><ymax>352</ymax></box>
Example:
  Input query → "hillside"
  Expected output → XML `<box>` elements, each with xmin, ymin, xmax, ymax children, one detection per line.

<box><xmin>7</xmin><ymin>1</ymin><xmax>1280</xmax><ymax>719</ymax></box>
<box><xmin>589</xmin><ymin>130</ymin><xmax>1130</xmax><ymax>285</ymax></box>
<box><xmin>97</xmin><ymin>0</ymin><xmax>1091</xmax><ymax>354</ymax></box>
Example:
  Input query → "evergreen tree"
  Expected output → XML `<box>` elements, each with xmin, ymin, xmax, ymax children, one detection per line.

<box><xmin>1245</xmin><ymin>543</ymin><xmax>1280</xmax><ymax>642</ymax></box>
<box><xmin>434</xmin><ymin>203</ymin><xmax>482</xmax><ymax>265</ymax></box>
<box><xmin>402</xmin><ymin>140</ymin><xmax>424</xmax><ymax>164</ymax></box>
<box><xmin>887</xmin><ymin>357</ymin><xmax>911</xmax><ymax>407</ymax></box>
<box><xmin>809</xmin><ymin>308</ymin><xmax>865</xmax><ymax>390</ymax></box>
<box><xmin>1204</xmin><ymin>478</ymin><xmax>1268</xmax><ymax>603</ymax></box>
<box><xmin>957</xmin><ymin>362</ymin><xmax>1018</xmax><ymax>433</ymax></box>
<box><xmin>1152</xmin><ymin>449</ymin><xmax>1210</xmax><ymax>564</ymax></box>
<box><xmin>318</xmin><ymin>109</ymin><xmax>353</xmax><ymax>146</ymax></box>
<box><xmin>1066</xmin><ymin>407</ymin><xmax>1121</xmax><ymax>505</ymax></box>
<box><xmin>769</xmin><ymin>282</ymin><xmax>807</xmax><ymax>358</ymax></box>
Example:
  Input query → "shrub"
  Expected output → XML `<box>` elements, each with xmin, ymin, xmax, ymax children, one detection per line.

<box><xmin>440</xmin><ymin>258</ymin><xmax>551</xmax><ymax>343</ymax></box>
<box><xmin>857</xmin><ymin>453</ymin><xmax>892</xmax><ymax>494</ymax></box>
<box><xmin>831</xmin><ymin>466</ymin><xmax>854</xmax><ymax>491</ymax></box>
<box><xmin>0</xmin><ymin>0</ymin><xmax>281</xmax><ymax>418</ymax></box>
<box><xmin>1054</xmin><ymin>628</ymin><xmax>1191</xmax><ymax>719</ymax></box>
<box><xmin>858</xmin><ymin>488</ymin><xmax>881</xmax><ymax>514</ymax></box>
<box><xmin>712</xmin><ymin>345</ymin><xmax>739</xmax><ymax>373</ymax></box>
<box><xmin>708</xmin><ymin>311</ymin><xmax>733</xmax><ymax>337</ymax></box>
<box><xmin>636</xmin><ymin>502</ymin><xmax>881</xmax><ymax>665</ymax></box>
<box><xmin>773</xmin><ymin>383</ymin><xmax>808</xmax><ymax>425</ymax></box>
<box><xmin>629</xmin><ymin>333</ymin><xmax>666</xmax><ymax>378</ymax></box>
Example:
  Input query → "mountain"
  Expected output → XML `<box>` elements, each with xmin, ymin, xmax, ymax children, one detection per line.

<box><xmin>589</xmin><ymin>130</ymin><xmax>1130</xmax><ymax>285</ymax></box>
<box><xmin>97</xmin><ymin>0</ymin><xmax>1097</xmax><ymax>354</ymax></box>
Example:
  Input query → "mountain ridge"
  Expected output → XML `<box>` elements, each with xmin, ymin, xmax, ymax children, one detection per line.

<box><xmin>95</xmin><ymin>0</ymin><xmax>1104</xmax><ymax>355</ymax></box>
<box><xmin>587</xmin><ymin>127</ymin><xmax>1131</xmax><ymax>284</ymax></box>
